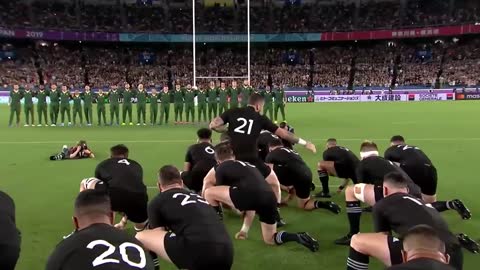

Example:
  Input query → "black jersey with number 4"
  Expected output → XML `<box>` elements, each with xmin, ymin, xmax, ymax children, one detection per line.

<box><xmin>220</xmin><ymin>107</ymin><xmax>279</xmax><ymax>159</ymax></box>
<box><xmin>185</xmin><ymin>142</ymin><xmax>216</xmax><ymax>168</ymax></box>
<box><xmin>0</xmin><ymin>191</ymin><xmax>20</xmax><ymax>247</ymax></box>
<box><xmin>387</xmin><ymin>258</ymin><xmax>455</xmax><ymax>270</ymax></box>
<box><xmin>266</xmin><ymin>147</ymin><xmax>310</xmax><ymax>177</ymax></box>
<box><xmin>384</xmin><ymin>144</ymin><xmax>433</xmax><ymax>166</ymax></box>
<box><xmin>373</xmin><ymin>193</ymin><xmax>459</xmax><ymax>247</ymax></box>
<box><xmin>323</xmin><ymin>146</ymin><xmax>360</xmax><ymax>166</ymax></box>
<box><xmin>95</xmin><ymin>158</ymin><xmax>146</xmax><ymax>193</ymax></box>
<box><xmin>148</xmin><ymin>188</ymin><xmax>231</xmax><ymax>244</ymax></box>
<box><xmin>46</xmin><ymin>223</ymin><xmax>155</xmax><ymax>270</ymax></box>
<box><xmin>215</xmin><ymin>160</ymin><xmax>272</xmax><ymax>192</ymax></box>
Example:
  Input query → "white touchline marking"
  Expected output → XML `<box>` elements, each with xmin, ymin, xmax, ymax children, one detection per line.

<box><xmin>1</xmin><ymin>137</ymin><xmax>480</xmax><ymax>144</ymax></box>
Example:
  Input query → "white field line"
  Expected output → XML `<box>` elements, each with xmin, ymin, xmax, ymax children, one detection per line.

<box><xmin>1</xmin><ymin>137</ymin><xmax>480</xmax><ymax>144</ymax></box>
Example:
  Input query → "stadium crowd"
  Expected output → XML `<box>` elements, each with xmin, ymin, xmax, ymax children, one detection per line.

<box><xmin>1</xmin><ymin>38</ymin><xmax>479</xmax><ymax>89</ymax></box>
<box><xmin>0</xmin><ymin>0</ymin><xmax>479</xmax><ymax>33</ymax></box>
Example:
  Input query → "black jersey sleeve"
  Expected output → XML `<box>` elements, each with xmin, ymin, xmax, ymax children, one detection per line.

<box><xmin>323</xmin><ymin>149</ymin><xmax>333</xmax><ymax>161</ymax></box>
<box><xmin>265</xmin><ymin>152</ymin><xmax>277</xmax><ymax>164</ymax></box>
<box><xmin>373</xmin><ymin>202</ymin><xmax>392</xmax><ymax>233</ymax></box>
<box><xmin>147</xmin><ymin>197</ymin><xmax>165</xmax><ymax>229</ymax></box>
<box><xmin>355</xmin><ymin>163</ymin><xmax>367</xmax><ymax>183</ymax></box>
<box><xmin>45</xmin><ymin>244</ymin><xmax>65</xmax><ymax>270</ymax></box>
<box><xmin>185</xmin><ymin>147</ymin><xmax>193</xmax><ymax>163</ymax></box>
<box><xmin>384</xmin><ymin>147</ymin><xmax>396</xmax><ymax>162</ymax></box>
<box><xmin>94</xmin><ymin>162</ymin><xmax>106</xmax><ymax>181</ymax></box>
<box><xmin>260</xmin><ymin>115</ymin><xmax>279</xmax><ymax>133</ymax></box>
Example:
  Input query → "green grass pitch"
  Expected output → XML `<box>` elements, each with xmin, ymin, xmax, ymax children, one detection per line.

<box><xmin>1</xmin><ymin>102</ymin><xmax>479</xmax><ymax>269</ymax></box>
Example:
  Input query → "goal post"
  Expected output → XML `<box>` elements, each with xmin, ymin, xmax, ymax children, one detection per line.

<box><xmin>192</xmin><ymin>0</ymin><xmax>251</xmax><ymax>87</ymax></box>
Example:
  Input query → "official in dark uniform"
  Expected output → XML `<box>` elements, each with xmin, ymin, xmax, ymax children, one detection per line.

<box><xmin>317</xmin><ymin>138</ymin><xmax>360</xmax><ymax>198</ymax></box>
<box><xmin>46</xmin><ymin>190</ymin><xmax>155</xmax><ymax>270</ymax></box>
<box><xmin>135</xmin><ymin>165</ymin><xmax>233</xmax><ymax>270</ymax></box>
<box><xmin>385</xmin><ymin>135</ymin><xmax>470</xmax><ymax>220</ymax></box>
<box><xmin>266</xmin><ymin>138</ymin><xmax>340</xmax><ymax>213</ymax></box>
<box><xmin>181</xmin><ymin>128</ymin><xmax>217</xmax><ymax>193</ymax></box>
<box><xmin>387</xmin><ymin>225</ymin><xmax>455</xmax><ymax>270</ymax></box>
<box><xmin>335</xmin><ymin>141</ymin><xmax>421</xmax><ymax>246</ymax></box>
<box><xmin>347</xmin><ymin>172</ymin><xmax>463</xmax><ymax>270</ymax></box>
<box><xmin>94</xmin><ymin>144</ymin><xmax>148</xmax><ymax>231</ymax></box>
<box><xmin>202</xmin><ymin>143</ymin><xmax>319</xmax><ymax>251</ymax></box>
<box><xmin>0</xmin><ymin>191</ymin><xmax>20</xmax><ymax>270</ymax></box>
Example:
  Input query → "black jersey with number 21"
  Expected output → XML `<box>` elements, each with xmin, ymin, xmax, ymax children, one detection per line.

<box><xmin>220</xmin><ymin>107</ymin><xmax>278</xmax><ymax>159</ymax></box>
<box><xmin>46</xmin><ymin>223</ymin><xmax>155</xmax><ymax>270</ymax></box>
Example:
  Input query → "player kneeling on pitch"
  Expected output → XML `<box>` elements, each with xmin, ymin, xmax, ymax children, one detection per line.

<box><xmin>46</xmin><ymin>190</ymin><xmax>155</xmax><ymax>270</ymax></box>
<box><xmin>346</xmin><ymin>172</ymin><xmax>463</xmax><ymax>270</ymax></box>
<box><xmin>202</xmin><ymin>142</ymin><xmax>319</xmax><ymax>251</ymax></box>
<box><xmin>266</xmin><ymin>138</ymin><xmax>341</xmax><ymax>213</ymax></box>
<box><xmin>49</xmin><ymin>140</ymin><xmax>94</xmax><ymax>161</ymax></box>
<box><xmin>181</xmin><ymin>128</ymin><xmax>217</xmax><ymax>193</ymax></box>
<box><xmin>135</xmin><ymin>165</ymin><xmax>234</xmax><ymax>270</ymax></box>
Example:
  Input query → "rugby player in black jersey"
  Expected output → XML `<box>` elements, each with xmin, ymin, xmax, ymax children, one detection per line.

<box><xmin>385</xmin><ymin>135</ymin><xmax>470</xmax><ymax>220</ymax></box>
<box><xmin>84</xmin><ymin>145</ymin><xmax>149</xmax><ymax>231</ymax></box>
<box><xmin>0</xmin><ymin>191</ymin><xmax>20</xmax><ymax>270</ymax></box>
<box><xmin>335</xmin><ymin>141</ymin><xmax>422</xmax><ymax>246</ymax></box>
<box><xmin>317</xmin><ymin>138</ymin><xmax>360</xmax><ymax>198</ymax></box>
<box><xmin>135</xmin><ymin>165</ymin><xmax>233</xmax><ymax>270</ymax></box>
<box><xmin>386</xmin><ymin>225</ymin><xmax>455</xmax><ymax>270</ymax></box>
<box><xmin>202</xmin><ymin>143</ymin><xmax>319</xmax><ymax>251</ymax></box>
<box><xmin>346</xmin><ymin>172</ymin><xmax>463</xmax><ymax>270</ymax></box>
<box><xmin>209</xmin><ymin>93</ymin><xmax>316</xmax><ymax>225</ymax></box>
<box><xmin>258</xmin><ymin>130</ymin><xmax>279</xmax><ymax>161</ymax></box>
<box><xmin>181</xmin><ymin>128</ymin><xmax>217</xmax><ymax>193</ymax></box>
<box><xmin>266</xmin><ymin>138</ymin><xmax>341</xmax><ymax>213</ymax></box>
<box><xmin>46</xmin><ymin>190</ymin><xmax>155</xmax><ymax>270</ymax></box>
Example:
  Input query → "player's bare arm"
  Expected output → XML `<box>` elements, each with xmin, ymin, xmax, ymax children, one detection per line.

<box><xmin>209</xmin><ymin>116</ymin><xmax>226</xmax><ymax>132</ymax></box>
<box><xmin>274</xmin><ymin>128</ymin><xmax>316</xmax><ymax>153</ymax></box>
<box><xmin>69</xmin><ymin>146</ymin><xmax>81</xmax><ymax>159</ymax></box>
<box><xmin>202</xmin><ymin>167</ymin><xmax>216</xmax><ymax>196</ymax></box>
<box><xmin>184</xmin><ymin>162</ymin><xmax>191</xmax><ymax>172</ymax></box>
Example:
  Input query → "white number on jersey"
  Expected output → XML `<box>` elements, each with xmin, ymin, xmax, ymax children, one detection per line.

<box><xmin>205</xmin><ymin>146</ymin><xmax>214</xmax><ymax>154</ymax></box>
<box><xmin>281</xmin><ymin>148</ymin><xmax>299</xmax><ymax>155</ymax></box>
<box><xmin>118</xmin><ymin>159</ymin><xmax>131</xmax><ymax>166</ymax></box>
<box><xmin>234</xmin><ymin>118</ymin><xmax>254</xmax><ymax>135</ymax></box>
<box><xmin>173</xmin><ymin>193</ymin><xmax>209</xmax><ymax>206</ymax></box>
<box><xmin>402</xmin><ymin>196</ymin><xmax>434</xmax><ymax>209</ymax></box>
<box><xmin>235</xmin><ymin>160</ymin><xmax>256</xmax><ymax>168</ymax></box>
<box><xmin>339</xmin><ymin>146</ymin><xmax>351</xmax><ymax>152</ymax></box>
<box><xmin>87</xmin><ymin>240</ymin><xmax>146</xmax><ymax>268</ymax></box>
<box><xmin>399</xmin><ymin>145</ymin><xmax>420</xmax><ymax>151</ymax></box>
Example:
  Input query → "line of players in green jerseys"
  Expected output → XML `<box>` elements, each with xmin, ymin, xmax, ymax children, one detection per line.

<box><xmin>6</xmin><ymin>80</ymin><xmax>287</xmax><ymax>127</ymax></box>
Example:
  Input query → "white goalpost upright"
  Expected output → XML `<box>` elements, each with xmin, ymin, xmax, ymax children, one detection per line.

<box><xmin>192</xmin><ymin>0</ymin><xmax>251</xmax><ymax>87</ymax></box>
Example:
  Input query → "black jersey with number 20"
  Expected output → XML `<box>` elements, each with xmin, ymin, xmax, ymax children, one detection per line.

<box><xmin>220</xmin><ymin>107</ymin><xmax>279</xmax><ymax>159</ymax></box>
<box><xmin>46</xmin><ymin>223</ymin><xmax>155</xmax><ymax>270</ymax></box>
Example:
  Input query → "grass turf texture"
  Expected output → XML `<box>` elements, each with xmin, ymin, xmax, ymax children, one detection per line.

<box><xmin>1</xmin><ymin>102</ymin><xmax>479</xmax><ymax>270</ymax></box>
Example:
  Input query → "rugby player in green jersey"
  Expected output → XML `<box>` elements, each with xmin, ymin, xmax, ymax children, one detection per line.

<box><xmin>159</xmin><ymin>85</ymin><xmax>171</xmax><ymax>125</ymax></box>
<box><xmin>59</xmin><ymin>85</ymin><xmax>72</xmax><ymax>126</ymax></box>
<box><xmin>173</xmin><ymin>84</ymin><xmax>184</xmax><ymax>124</ymax></box>
<box><xmin>23</xmin><ymin>85</ymin><xmax>34</xmax><ymax>126</ymax></box>
<box><xmin>136</xmin><ymin>84</ymin><xmax>147</xmax><ymax>125</ymax></box>
<box><xmin>8</xmin><ymin>84</ymin><xmax>22</xmax><ymax>127</ymax></box>
<box><xmin>122</xmin><ymin>83</ymin><xmax>134</xmax><ymax>125</ymax></box>
<box><xmin>82</xmin><ymin>85</ymin><xmax>93</xmax><ymax>126</ymax></box>
<box><xmin>36</xmin><ymin>85</ymin><xmax>48</xmax><ymax>126</ymax></box>
<box><xmin>96</xmin><ymin>89</ymin><xmax>107</xmax><ymax>126</ymax></box>
<box><xmin>48</xmin><ymin>84</ymin><xmax>60</xmax><ymax>126</ymax></box>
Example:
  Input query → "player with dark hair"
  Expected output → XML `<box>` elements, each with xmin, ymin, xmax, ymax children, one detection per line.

<box><xmin>317</xmin><ymin>138</ymin><xmax>360</xmax><ymax>198</ymax></box>
<box><xmin>46</xmin><ymin>190</ymin><xmax>155</xmax><ymax>270</ymax></box>
<box><xmin>386</xmin><ymin>225</ymin><xmax>454</xmax><ymax>270</ymax></box>
<box><xmin>257</xmin><ymin>130</ymin><xmax>279</xmax><ymax>161</ymax></box>
<box><xmin>0</xmin><ymin>191</ymin><xmax>20</xmax><ymax>270</ymax></box>
<box><xmin>279</xmin><ymin>121</ymin><xmax>294</xmax><ymax>149</ymax></box>
<box><xmin>335</xmin><ymin>141</ymin><xmax>421</xmax><ymax>246</ymax></box>
<box><xmin>346</xmin><ymin>172</ymin><xmax>463</xmax><ymax>270</ymax></box>
<box><xmin>122</xmin><ymin>83</ymin><xmax>134</xmax><ymax>126</ymax></box>
<box><xmin>49</xmin><ymin>140</ymin><xmax>95</xmax><ymax>160</ymax></box>
<box><xmin>181</xmin><ymin>128</ymin><xmax>217</xmax><ymax>193</ymax></box>
<box><xmin>135</xmin><ymin>165</ymin><xmax>233</xmax><ymax>270</ymax></box>
<box><xmin>94</xmin><ymin>144</ymin><xmax>148</xmax><ymax>231</ymax></box>
<box><xmin>202</xmin><ymin>143</ymin><xmax>319</xmax><ymax>251</ymax></box>
<box><xmin>266</xmin><ymin>138</ymin><xmax>341</xmax><ymax>213</ymax></box>
<box><xmin>386</xmin><ymin>135</ymin><xmax>470</xmax><ymax>220</ymax></box>
<box><xmin>210</xmin><ymin>93</ymin><xmax>316</xmax><ymax>225</ymax></box>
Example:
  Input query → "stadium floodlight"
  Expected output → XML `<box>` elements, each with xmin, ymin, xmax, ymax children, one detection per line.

<box><xmin>192</xmin><ymin>0</ymin><xmax>251</xmax><ymax>87</ymax></box>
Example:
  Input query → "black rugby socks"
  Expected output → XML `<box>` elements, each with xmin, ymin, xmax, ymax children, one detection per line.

<box><xmin>346</xmin><ymin>201</ymin><xmax>362</xmax><ymax>235</ymax></box>
<box><xmin>317</xmin><ymin>170</ymin><xmax>330</xmax><ymax>194</ymax></box>
<box><xmin>274</xmin><ymin>231</ymin><xmax>298</xmax><ymax>245</ymax></box>
<box><xmin>347</xmin><ymin>246</ymin><xmax>369</xmax><ymax>270</ymax></box>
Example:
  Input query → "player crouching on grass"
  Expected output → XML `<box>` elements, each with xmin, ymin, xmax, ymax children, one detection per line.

<box><xmin>202</xmin><ymin>142</ymin><xmax>319</xmax><ymax>252</ymax></box>
<box><xmin>49</xmin><ymin>140</ymin><xmax>94</xmax><ymax>160</ymax></box>
<box><xmin>266</xmin><ymin>138</ymin><xmax>341</xmax><ymax>213</ymax></box>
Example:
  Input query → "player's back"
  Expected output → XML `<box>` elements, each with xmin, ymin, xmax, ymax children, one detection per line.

<box><xmin>148</xmin><ymin>188</ymin><xmax>231</xmax><ymax>244</ymax></box>
<box><xmin>220</xmin><ymin>107</ymin><xmax>278</xmax><ymax>159</ymax></box>
<box><xmin>0</xmin><ymin>191</ymin><xmax>20</xmax><ymax>247</ymax></box>
<box><xmin>387</xmin><ymin>258</ymin><xmax>455</xmax><ymax>270</ymax></box>
<box><xmin>266</xmin><ymin>147</ymin><xmax>309</xmax><ymax>173</ymax></box>
<box><xmin>46</xmin><ymin>223</ymin><xmax>154</xmax><ymax>270</ymax></box>
<box><xmin>384</xmin><ymin>144</ymin><xmax>433</xmax><ymax>166</ymax></box>
<box><xmin>216</xmin><ymin>160</ymin><xmax>272</xmax><ymax>191</ymax></box>
<box><xmin>374</xmin><ymin>193</ymin><xmax>458</xmax><ymax>247</ymax></box>
<box><xmin>186</xmin><ymin>142</ymin><xmax>216</xmax><ymax>168</ymax></box>
<box><xmin>95</xmin><ymin>158</ymin><xmax>146</xmax><ymax>193</ymax></box>
<box><xmin>323</xmin><ymin>146</ymin><xmax>359</xmax><ymax>166</ymax></box>
<box><xmin>356</xmin><ymin>156</ymin><xmax>404</xmax><ymax>185</ymax></box>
